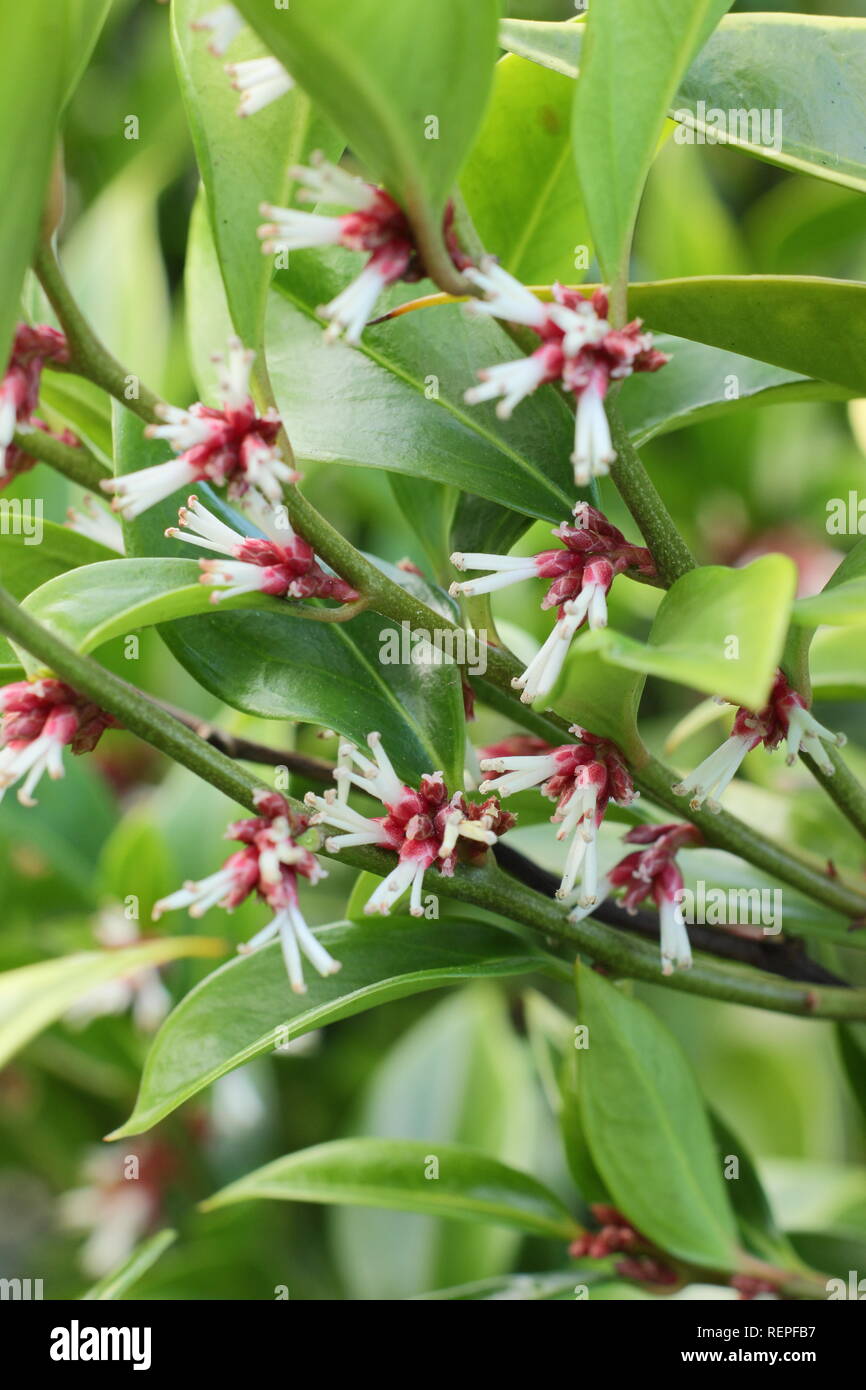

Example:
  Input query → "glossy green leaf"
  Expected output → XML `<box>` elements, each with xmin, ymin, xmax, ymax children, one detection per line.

<box><xmin>114</xmin><ymin>406</ymin><xmax>466</xmax><ymax>785</ymax></box>
<box><xmin>502</xmin><ymin>14</ymin><xmax>866</xmax><ymax>192</ymax></box>
<box><xmin>236</xmin><ymin>0</ymin><xmax>499</xmax><ymax>218</ymax></box>
<box><xmin>788</xmin><ymin>1230</ymin><xmax>866</xmax><ymax>1286</ymax></box>
<box><xmin>461</xmin><ymin>53</ymin><xmax>590</xmax><ymax>285</ymax></box>
<box><xmin>173</xmin><ymin>0</ymin><xmax>339</xmax><ymax>349</ymax></box>
<box><xmin>810</xmin><ymin>627</ymin><xmax>866</xmax><ymax>699</ymax></box>
<box><xmin>0</xmin><ymin>1</ymin><xmax>110</xmax><ymax>363</ymax></box>
<box><xmin>559</xmin><ymin>556</ymin><xmax>796</xmax><ymax>713</ymax></box>
<box><xmin>0</xmin><ymin>522</ymin><xmax>114</xmax><ymax>599</ymax></box>
<box><xmin>837</xmin><ymin>1023</ymin><xmax>866</xmax><ymax>1130</ymax></box>
<box><xmin>202</xmin><ymin>1136</ymin><xmax>577</xmax><ymax>1239</ymax></box>
<box><xmin>81</xmin><ymin>1229</ymin><xmax>177</xmax><ymax>1302</ymax></box>
<box><xmin>268</xmin><ymin>259</ymin><xmax>575</xmax><ymax>522</ymax></box>
<box><xmin>710</xmin><ymin>1112</ymin><xmax>798</xmax><ymax>1266</ymax></box>
<box><xmin>110</xmin><ymin>917</ymin><xmax>562</xmax><ymax>1138</ymax></box>
<box><xmin>549</xmin><ymin>644</ymin><xmax>645</xmax><ymax>757</ymax></box>
<box><xmin>575</xmin><ymin>962</ymin><xmax>739</xmax><ymax>1269</ymax></box>
<box><xmin>572</xmin><ymin>0</ymin><xmax>732</xmax><ymax>288</ymax></box>
<box><xmin>334</xmin><ymin>986</ymin><xmax>539</xmax><ymax>1299</ymax></box>
<box><xmin>0</xmin><ymin>937</ymin><xmax>225</xmax><ymax>1069</ymax></box>
<box><xmin>14</xmin><ymin>557</ymin><xmax>288</xmax><ymax>677</ymax></box>
<box><xmin>618</xmin><ymin>334</ymin><xmax>852</xmax><ymax>447</ymax></box>
<box><xmin>793</xmin><ymin>540</ymin><xmax>866</xmax><ymax>628</ymax></box>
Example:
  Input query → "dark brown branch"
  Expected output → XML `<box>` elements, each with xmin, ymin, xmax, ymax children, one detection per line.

<box><xmin>492</xmin><ymin>842</ymin><xmax>848</xmax><ymax>989</ymax></box>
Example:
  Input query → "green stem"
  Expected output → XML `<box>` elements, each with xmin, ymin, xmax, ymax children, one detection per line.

<box><xmin>33</xmin><ymin>240</ymin><xmax>161</xmax><ymax>425</ymax></box>
<box><xmin>2</xmin><ymin>586</ymin><xmax>865</xmax><ymax>1019</ymax></box>
<box><xmin>636</xmin><ymin>754</ymin><xmax>866</xmax><ymax>920</ymax></box>
<box><xmin>606</xmin><ymin>396</ymin><xmax>695</xmax><ymax>584</ymax></box>
<box><xmin>12</xmin><ymin>427</ymin><xmax>109</xmax><ymax>491</ymax></box>
<box><xmin>800</xmin><ymin>747</ymin><xmax>866</xmax><ymax>850</ymax></box>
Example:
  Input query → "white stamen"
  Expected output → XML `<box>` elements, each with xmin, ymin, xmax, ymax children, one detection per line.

<box><xmin>784</xmin><ymin>704</ymin><xmax>846</xmax><ymax>775</ymax></box>
<box><xmin>227</xmin><ymin>57</ymin><xmax>293</xmax><ymax>117</ymax></box>
<box><xmin>320</xmin><ymin>263</ymin><xmax>389</xmax><ymax>345</ymax></box>
<box><xmin>572</xmin><ymin>383</ymin><xmax>615</xmax><ymax>487</ymax></box>
<box><xmin>464</xmin><ymin>355</ymin><xmax>549</xmax><ymax>418</ymax></box>
<box><xmin>511</xmin><ymin>602</ymin><xmax>585</xmax><ymax>704</ymax></box>
<box><xmin>464</xmin><ymin>259</ymin><xmax>548</xmax><ymax>331</ymax></box>
<box><xmin>65</xmin><ymin>496</ymin><xmax>124</xmax><ymax>552</ymax></box>
<box><xmin>672</xmin><ymin>733</ymin><xmax>755</xmax><ymax>812</ymax></box>
<box><xmin>191</xmin><ymin>4</ymin><xmax>244</xmax><ymax>56</ymax></box>
<box><xmin>660</xmin><ymin>895</ymin><xmax>692</xmax><ymax>976</ymax></box>
<box><xmin>101</xmin><ymin>456</ymin><xmax>199</xmax><ymax>520</ymax></box>
<box><xmin>258</xmin><ymin>206</ymin><xmax>344</xmax><ymax>255</ymax></box>
<box><xmin>289</xmin><ymin>154</ymin><xmax>377</xmax><ymax>212</ymax></box>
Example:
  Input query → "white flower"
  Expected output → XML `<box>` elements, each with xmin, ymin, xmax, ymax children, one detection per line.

<box><xmin>572</xmin><ymin>379</ymin><xmax>615</xmax><ymax>486</ymax></box>
<box><xmin>226</xmin><ymin>56</ymin><xmax>293</xmax><ymax>117</ymax></box>
<box><xmin>101</xmin><ymin>455</ymin><xmax>201</xmax><ymax>521</ymax></box>
<box><xmin>65</xmin><ymin>495</ymin><xmax>124</xmax><ymax>552</ymax></box>
<box><xmin>320</xmin><ymin>261</ymin><xmax>393</xmax><ymax>345</ymax></box>
<box><xmin>783</xmin><ymin>704</ymin><xmax>846</xmax><ymax>774</ymax></box>
<box><xmin>191</xmin><ymin>4</ymin><xmax>245</xmax><ymax>56</ymax></box>
<box><xmin>671</xmin><ymin>733</ymin><xmax>757</xmax><ymax>812</ymax></box>
<box><xmin>238</xmin><ymin>906</ymin><xmax>341</xmax><ymax>996</ymax></box>
<box><xmin>449</xmin><ymin>550</ymin><xmax>541</xmax><ymax>599</ymax></box>
<box><xmin>510</xmin><ymin>600</ymin><xmax>586</xmax><ymax>705</ymax></box>
<box><xmin>464</xmin><ymin>260</ymin><xmax>549</xmax><ymax>331</ymax></box>
<box><xmin>464</xmin><ymin>355</ymin><xmax>552</xmax><ymax>419</ymax></box>
<box><xmin>659</xmin><ymin>895</ymin><xmax>692</xmax><ymax>976</ymax></box>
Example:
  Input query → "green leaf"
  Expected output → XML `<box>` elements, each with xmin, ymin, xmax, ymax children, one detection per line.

<box><xmin>619</xmin><ymin>334</ymin><xmax>852</xmax><ymax>447</ymax></box>
<box><xmin>81</xmin><ymin>1229</ymin><xmax>177</xmax><ymax>1302</ymax></box>
<box><xmin>710</xmin><ymin>1112</ymin><xmax>798</xmax><ymax>1266</ymax></box>
<box><xmin>236</xmin><ymin>0</ymin><xmax>499</xmax><ymax>217</ymax></box>
<box><xmin>114</xmin><ymin>406</ymin><xmax>465</xmax><ymax>786</ymax></box>
<box><xmin>837</xmin><ymin>1023</ymin><xmax>866</xmax><ymax>1130</ymax></box>
<box><xmin>576</xmin><ymin>962</ymin><xmax>739</xmax><ymax>1269</ymax></box>
<box><xmin>333</xmin><ymin>986</ymin><xmax>540</xmax><ymax>1298</ymax></box>
<box><xmin>269</xmin><ymin>261</ymin><xmax>575</xmax><ymax>522</ymax></box>
<box><xmin>572</xmin><ymin>0</ymin><xmax>732</xmax><ymax>291</ymax></box>
<box><xmin>810</xmin><ymin>627</ymin><xmax>866</xmax><ymax>699</ymax></box>
<box><xmin>110</xmin><ymin>917</ymin><xmax>561</xmax><ymax>1138</ymax></box>
<box><xmin>793</xmin><ymin>541</ymin><xmax>866</xmax><ymax>628</ymax></box>
<box><xmin>0</xmin><ymin>522</ymin><xmax>114</xmax><ymax>599</ymax></box>
<box><xmin>559</xmin><ymin>556</ymin><xmax>796</xmax><ymax>713</ymax></box>
<box><xmin>461</xmin><ymin>53</ymin><xmax>591</xmax><ymax>286</ymax></box>
<box><xmin>172</xmin><ymin>0</ymin><xmax>339</xmax><ymax>349</ymax></box>
<box><xmin>0</xmin><ymin>1</ymin><xmax>111</xmax><ymax>363</ymax></box>
<box><xmin>201</xmin><ymin>1136</ymin><xmax>577</xmax><ymax>1239</ymax></box>
<box><xmin>625</xmin><ymin>277</ymin><xmax>866</xmax><ymax>399</ymax></box>
<box><xmin>0</xmin><ymin>937</ymin><xmax>224</xmax><ymax>1069</ymax></box>
<box><xmin>789</xmin><ymin>1229</ymin><xmax>866</xmax><ymax>1285</ymax></box>
<box><xmin>549</xmin><ymin>644</ymin><xmax>644</xmax><ymax>757</ymax></box>
<box><xmin>502</xmin><ymin>14</ymin><xmax>866</xmax><ymax>192</ymax></box>
<box><xmin>14</xmin><ymin>557</ymin><xmax>289</xmax><ymax>677</ymax></box>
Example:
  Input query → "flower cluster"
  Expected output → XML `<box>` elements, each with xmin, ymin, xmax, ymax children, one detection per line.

<box><xmin>569</xmin><ymin>1205</ymin><xmax>678</xmax><ymax>1289</ymax></box>
<box><xmin>0</xmin><ymin>323</ymin><xmax>70</xmax><ymax>485</ymax></box>
<box><xmin>154</xmin><ymin>789</ymin><xmax>333</xmax><ymax>995</ymax></box>
<box><xmin>259</xmin><ymin>155</ymin><xmax>467</xmax><ymax>345</ymax></box>
<box><xmin>672</xmin><ymin>670</ymin><xmax>846</xmax><ymax>813</ymax></box>
<box><xmin>166</xmin><ymin>494</ymin><xmax>359</xmax><ymax>604</ymax></box>
<box><xmin>451</xmin><ymin>502</ymin><xmax>655</xmax><ymax>704</ymax></box>
<box><xmin>479</xmin><ymin>728</ymin><xmax>637</xmax><ymax>908</ymax></box>
<box><xmin>463</xmin><ymin>261</ymin><xmax>669</xmax><ymax>485</ymax></box>
<box><xmin>305</xmin><ymin>733</ymin><xmax>514</xmax><ymax>916</ymax></box>
<box><xmin>571</xmin><ymin>821</ymin><xmax>701</xmax><ymax>976</ymax></box>
<box><xmin>193</xmin><ymin>4</ymin><xmax>293</xmax><ymax>116</ymax></box>
<box><xmin>0</xmin><ymin>679</ymin><xmax>117</xmax><ymax>807</ymax></box>
<box><xmin>102</xmin><ymin>338</ymin><xmax>297</xmax><ymax>520</ymax></box>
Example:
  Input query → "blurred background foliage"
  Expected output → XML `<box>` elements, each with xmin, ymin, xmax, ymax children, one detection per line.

<box><xmin>2</xmin><ymin>0</ymin><xmax>866</xmax><ymax>1299</ymax></box>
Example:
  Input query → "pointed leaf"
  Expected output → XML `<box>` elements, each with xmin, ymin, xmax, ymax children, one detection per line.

<box><xmin>201</xmin><ymin>1136</ymin><xmax>577</xmax><ymax>1239</ymax></box>
<box><xmin>576</xmin><ymin>962</ymin><xmax>739</xmax><ymax>1269</ymax></box>
<box><xmin>110</xmin><ymin>917</ymin><xmax>563</xmax><ymax>1138</ymax></box>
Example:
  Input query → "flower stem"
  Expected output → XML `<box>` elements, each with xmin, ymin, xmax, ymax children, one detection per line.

<box><xmin>800</xmin><ymin>746</ymin><xmax>866</xmax><ymax>845</ymax></box>
<box><xmin>12</xmin><ymin>428</ymin><xmax>109</xmax><ymax>491</ymax></box>
<box><xmin>2</xmin><ymin>586</ymin><xmax>865</xmax><ymax>1019</ymax></box>
<box><xmin>33</xmin><ymin>240</ymin><xmax>161</xmax><ymax>425</ymax></box>
<box><xmin>605</xmin><ymin>395</ymin><xmax>695</xmax><ymax>584</ymax></box>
